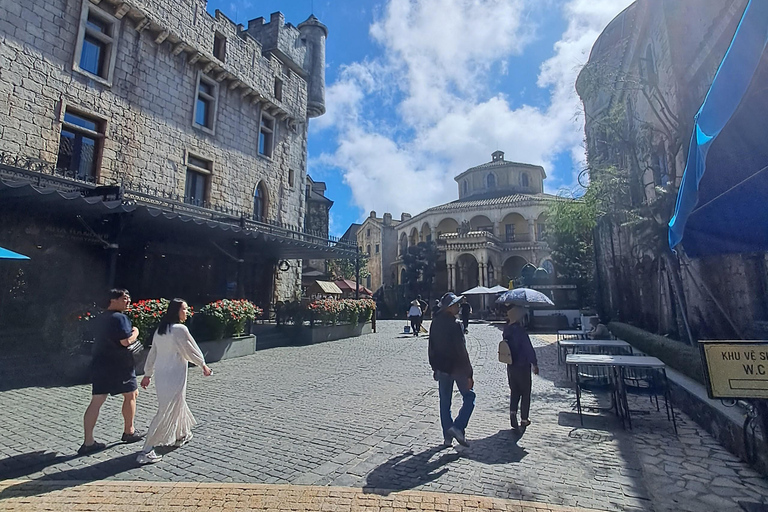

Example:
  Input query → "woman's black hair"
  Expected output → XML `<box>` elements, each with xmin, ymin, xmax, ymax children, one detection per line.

<box><xmin>157</xmin><ymin>298</ymin><xmax>186</xmax><ymax>336</ymax></box>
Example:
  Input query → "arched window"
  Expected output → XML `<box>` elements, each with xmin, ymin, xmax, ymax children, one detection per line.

<box><xmin>253</xmin><ymin>182</ymin><xmax>268</xmax><ymax>220</ymax></box>
<box><xmin>486</xmin><ymin>173</ymin><xmax>496</xmax><ymax>189</ymax></box>
<box><xmin>463</xmin><ymin>180</ymin><xmax>469</xmax><ymax>195</ymax></box>
<box><xmin>521</xmin><ymin>173</ymin><xmax>529</xmax><ymax>188</ymax></box>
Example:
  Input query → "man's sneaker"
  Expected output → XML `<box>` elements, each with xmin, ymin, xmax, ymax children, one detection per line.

<box><xmin>77</xmin><ymin>441</ymin><xmax>106</xmax><ymax>456</ymax></box>
<box><xmin>121</xmin><ymin>430</ymin><xmax>146</xmax><ymax>443</ymax></box>
<box><xmin>136</xmin><ymin>449</ymin><xmax>162</xmax><ymax>464</ymax></box>
<box><xmin>447</xmin><ymin>426</ymin><xmax>469</xmax><ymax>447</ymax></box>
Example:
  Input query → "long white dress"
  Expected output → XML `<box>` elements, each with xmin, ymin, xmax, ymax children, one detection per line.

<box><xmin>142</xmin><ymin>324</ymin><xmax>206</xmax><ymax>449</ymax></box>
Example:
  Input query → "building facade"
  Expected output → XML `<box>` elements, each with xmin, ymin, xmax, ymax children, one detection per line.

<box><xmin>356</xmin><ymin>212</ymin><xmax>402</xmax><ymax>292</ymax></box>
<box><xmin>577</xmin><ymin>0</ymin><xmax>768</xmax><ymax>339</ymax></box>
<box><xmin>393</xmin><ymin>151</ymin><xmax>556</xmax><ymax>295</ymax></box>
<box><xmin>0</xmin><ymin>0</ymin><xmax>354</xmax><ymax>336</ymax></box>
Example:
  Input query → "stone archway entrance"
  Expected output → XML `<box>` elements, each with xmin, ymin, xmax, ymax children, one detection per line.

<box><xmin>456</xmin><ymin>253</ymin><xmax>479</xmax><ymax>293</ymax></box>
<box><xmin>502</xmin><ymin>256</ymin><xmax>528</xmax><ymax>285</ymax></box>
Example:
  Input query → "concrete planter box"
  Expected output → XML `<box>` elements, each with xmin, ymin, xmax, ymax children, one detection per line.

<box><xmin>294</xmin><ymin>322</ymin><xmax>372</xmax><ymax>345</ymax></box>
<box><xmin>197</xmin><ymin>335</ymin><xmax>256</xmax><ymax>363</ymax></box>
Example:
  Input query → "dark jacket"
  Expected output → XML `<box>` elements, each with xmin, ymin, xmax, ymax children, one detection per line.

<box><xmin>428</xmin><ymin>311</ymin><xmax>473</xmax><ymax>378</ymax></box>
<box><xmin>502</xmin><ymin>322</ymin><xmax>537</xmax><ymax>368</ymax></box>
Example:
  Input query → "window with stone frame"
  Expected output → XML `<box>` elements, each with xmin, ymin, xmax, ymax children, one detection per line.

<box><xmin>367</xmin><ymin>245</ymin><xmax>371</xmax><ymax>256</ymax></box>
<box><xmin>520</xmin><ymin>172</ymin><xmax>530</xmax><ymax>188</ymax></box>
<box><xmin>253</xmin><ymin>182</ymin><xmax>269</xmax><ymax>220</ymax></box>
<box><xmin>537</xmin><ymin>222</ymin><xmax>548</xmax><ymax>241</ymax></box>
<box><xmin>288</xmin><ymin>169</ymin><xmax>295</xmax><ymax>188</ymax></box>
<box><xmin>259</xmin><ymin>112</ymin><xmax>275</xmax><ymax>158</ymax></box>
<box><xmin>193</xmin><ymin>73</ymin><xmax>218</xmax><ymax>132</ymax></box>
<box><xmin>56</xmin><ymin>109</ymin><xmax>104</xmax><ymax>182</ymax></box>
<box><xmin>184</xmin><ymin>155</ymin><xmax>212</xmax><ymax>207</ymax></box>
<box><xmin>487</xmin><ymin>173</ymin><xmax>496</xmax><ymax>189</ymax></box>
<box><xmin>375</xmin><ymin>244</ymin><xmax>380</xmax><ymax>254</ymax></box>
<box><xmin>74</xmin><ymin>2</ymin><xmax>119</xmax><ymax>84</ymax></box>
<box><xmin>213</xmin><ymin>33</ymin><xmax>226</xmax><ymax>62</ymax></box>
<box><xmin>274</xmin><ymin>77</ymin><xmax>283</xmax><ymax>102</ymax></box>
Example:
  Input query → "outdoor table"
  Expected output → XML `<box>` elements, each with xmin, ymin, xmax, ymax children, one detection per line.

<box><xmin>556</xmin><ymin>330</ymin><xmax>588</xmax><ymax>364</ymax></box>
<box><xmin>558</xmin><ymin>339</ymin><xmax>633</xmax><ymax>376</ymax></box>
<box><xmin>564</xmin><ymin>354</ymin><xmax>677</xmax><ymax>433</ymax></box>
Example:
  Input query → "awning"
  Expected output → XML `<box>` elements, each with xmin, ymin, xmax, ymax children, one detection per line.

<box><xmin>334</xmin><ymin>279</ymin><xmax>373</xmax><ymax>296</ymax></box>
<box><xmin>314</xmin><ymin>280</ymin><xmax>343</xmax><ymax>294</ymax></box>
<box><xmin>0</xmin><ymin>173</ymin><xmax>358</xmax><ymax>260</ymax></box>
<box><xmin>668</xmin><ymin>0</ymin><xmax>768</xmax><ymax>257</ymax></box>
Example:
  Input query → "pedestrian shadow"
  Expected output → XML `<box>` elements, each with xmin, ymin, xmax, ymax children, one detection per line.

<box><xmin>0</xmin><ymin>451</ymin><xmax>79</xmax><ymax>481</ymax></box>
<box><xmin>0</xmin><ymin>452</ymin><xmax>139</xmax><ymax>500</ymax></box>
<box><xmin>458</xmin><ymin>430</ymin><xmax>528</xmax><ymax>465</ymax></box>
<box><xmin>362</xmin><ymin>445</ymin><xmax>460</xmax><ymax>495</ymax></box>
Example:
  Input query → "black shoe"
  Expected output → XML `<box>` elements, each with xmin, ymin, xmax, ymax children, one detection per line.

<box><xmin>121</xmin><ymin>430</ymin><xmax>146</xmax><ymax>443</ymax></box>
<box><xmin>77</xmin><ymin>441</ymin><xmax>106</xmax><ymax>455</ymax></box>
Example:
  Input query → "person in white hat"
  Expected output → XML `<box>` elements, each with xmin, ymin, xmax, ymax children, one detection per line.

<box><xmin>428</xmin><ymin>292</ymin><xmax>475</xmax><ymax>447</ymax></box>
<box><xmin>407</xmin><ymin>300</ymin><xmax>423</xmax><ymax>336</ymax></box>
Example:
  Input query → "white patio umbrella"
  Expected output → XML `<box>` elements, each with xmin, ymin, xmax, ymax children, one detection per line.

<box><xmin>460</xmin><ymin>286</ymin><xmax>492</xmax><ymax>295</ymax></box>
<box><xmin>487</xmin><ymin>285</ymin><xmax>508</xmax><ymax>294</ymax></box>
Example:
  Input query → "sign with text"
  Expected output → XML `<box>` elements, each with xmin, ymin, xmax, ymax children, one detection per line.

<box><xmin>699</xmin><ymin>340</ymin><xmax>768</xmax><ymax>399</ymax></box>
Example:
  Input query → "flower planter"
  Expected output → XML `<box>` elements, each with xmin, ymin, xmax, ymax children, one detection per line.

<box><xmin>293</xmin><ymin>322</ymin><xmax>372</xmax><ymax>346</ymax></box>
<box><xmin>197</xmin><ymin>335</ymin><xmax>256</xmax><ymax>363</ymax></box>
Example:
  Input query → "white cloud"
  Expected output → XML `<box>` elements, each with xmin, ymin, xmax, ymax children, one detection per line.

<box><xmin>315</xmin><ymin>0</ymin><xmax>633</xmax><ymax>220</ymax></box>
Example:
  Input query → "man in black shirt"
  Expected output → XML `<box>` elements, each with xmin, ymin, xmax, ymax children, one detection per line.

<box><xmin>459</xmin><ymin>298</ymin><xmax>472</xmax><ymax>334</ymax></box>
<box><xmin>79</xmin><ymin>289</ymin><xmax>145</xmax><ymax>455</ymax></box>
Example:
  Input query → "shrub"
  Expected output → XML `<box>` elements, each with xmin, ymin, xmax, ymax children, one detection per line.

<box><xmin>124</xmin><ymin>299</ymin><xmax>170</xmax><ymax>346</ymax></box>
<box><xmin>196</xmin><ymin>299</ymin><xmax>262</xmax><ymax>339</ymax></box>
<box><xmin>307</xmin><ymin>298</ymin><xmax>376</xmax><ymax>325</ymax></box>
<box><xmin>608</xmin><ymin>322</ymin><xmax>705</xmax><ymax>384</ymax></box>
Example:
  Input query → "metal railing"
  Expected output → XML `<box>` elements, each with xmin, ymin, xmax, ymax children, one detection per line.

<box><xmin>0</xmin><ymin>152</ymin><xmax>357</xmax><ymax>256</ymax></box>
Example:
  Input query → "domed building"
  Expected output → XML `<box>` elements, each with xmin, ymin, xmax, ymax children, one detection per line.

<box><xmin>393</xmin><ymin>151</ymin><xmax>560</xmax><ymax>294</ymax></box>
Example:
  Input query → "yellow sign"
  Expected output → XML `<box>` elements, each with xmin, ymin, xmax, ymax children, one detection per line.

<box><xmin>700</xmin><ymin>341</ymin><xmax>768</xmax><ymax>398</ymax></box>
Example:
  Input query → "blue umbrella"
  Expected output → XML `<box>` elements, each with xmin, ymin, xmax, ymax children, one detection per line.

<box><xmin>0</xmin><ymin>246</ymin><xmax>30</xmax><ymax>260</ymax></box>
<box><xmin>496</xmin><ymin>287</ymin><xmax>554</xmax><ymax>307</ymax></box>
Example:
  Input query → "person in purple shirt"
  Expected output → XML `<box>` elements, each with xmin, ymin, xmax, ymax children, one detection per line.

<box><xmin>502</xmin><ymin>306</ymin><xmax>539</xmax><ymax>433</ymax></box>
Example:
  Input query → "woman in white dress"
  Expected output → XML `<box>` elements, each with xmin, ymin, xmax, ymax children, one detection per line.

<box><xmin>137</xmin><ymin>299</ymin><xmax>212</xmax><ymax>464</ymax></box>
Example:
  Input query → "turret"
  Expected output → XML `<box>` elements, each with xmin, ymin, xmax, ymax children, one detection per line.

<box><xmin>298</xmin><ymin>15</ymin><xmax>328</xmax><ymax>118</ymax></box>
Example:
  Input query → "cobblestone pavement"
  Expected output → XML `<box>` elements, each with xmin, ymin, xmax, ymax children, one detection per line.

<box><xmin>1</xmin><ymin>321</ymin><xmax>767</xmax><ymax>512</ymax></box>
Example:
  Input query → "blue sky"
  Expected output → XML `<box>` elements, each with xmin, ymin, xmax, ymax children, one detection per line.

<box><xmin>207</xmin><ymin>0</ymin><xmax>633</xmax><ymax>236</ymax></box>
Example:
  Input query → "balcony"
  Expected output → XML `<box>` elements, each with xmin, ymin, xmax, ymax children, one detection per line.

<box><xmin>0</xmin><ymin>152</ymin><xmax>357</xmax><ymax>258</ymax></box>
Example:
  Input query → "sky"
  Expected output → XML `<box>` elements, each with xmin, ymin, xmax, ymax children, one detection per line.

<box><xmin>207</xmin><ymin>0</ymin><xmax>634</xmax><ymax>237</ymax></box>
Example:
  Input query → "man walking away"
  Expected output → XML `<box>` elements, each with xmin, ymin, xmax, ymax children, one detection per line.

<box><xmin>459</xmin><ymin>298</ymin><xmax>472</xmax><ymax>334</ymax></box>
<box><xmin>79</xmin><ymin>289</ymin><xmax>145</xmax><ymax>455</ymax></box>
<box><xmin>429</xmin><ymin>293</ymin><xmax>475</xmax><ymax>448</ymax></box>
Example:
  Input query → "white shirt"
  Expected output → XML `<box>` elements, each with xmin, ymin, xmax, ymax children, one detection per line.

<box><xmin>408</xmin><ymin>305</ymin><xmax>422</xmax><ymax>316</ymax></box>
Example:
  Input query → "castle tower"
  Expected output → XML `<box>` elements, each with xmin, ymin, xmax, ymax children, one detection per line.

<box><xmin>298</xmin><ymin>14</ymin><xmax>328</xmax><ymax>118</ymax></box>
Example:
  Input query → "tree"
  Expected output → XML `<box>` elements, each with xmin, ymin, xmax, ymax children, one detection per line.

<box><xmin>547</xmin><ymin>194</ymin><xmax>597</xmax><ymax>281</ymax></box>
<box><xmin>327</xmin><ymin>254</ymin><xmax>370</xmax><ymax>281</ymax></box>
<box><xmin>402</xmin><ymin>241</ymin><xmax>438</xmax><ymax>300</ymax></box>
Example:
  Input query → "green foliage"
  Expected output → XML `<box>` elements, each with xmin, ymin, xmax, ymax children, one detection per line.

<box><xmin>306</xmin><ymin>298</ymin><xmax>376</xmax><ymax>325</ymax></box>
<box><xmin>402</xmin><ymin>241</ymin><xmax>438</xmax><ymax>298</ymax></box>
<box><xmin>328</xmin><ymin>254</ymin><xmax>370</xmax><ymax>281</ymax></box>
<box><xmin>124</xmin><ymin>299</ymin><xmax>172</xmax><ymax>346</ymax></box>
<box><xmin>196</xmin><ymin>299</ymin><xmax>262</xmax><ymax>339</ymax></box>
<box><xmin>547</xmin><ymin>195</ymin><xmax>596</xmax><ymax>281</ymax></box>
<box><xmin>608</xmin><ymin>322</ymin><xmax>705</xmax><ymax>384</ymax></box>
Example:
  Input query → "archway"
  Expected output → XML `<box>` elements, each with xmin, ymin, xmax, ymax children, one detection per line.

<box><xmin>469</xmin><ymin>215</ymin><xmax>493</xmax><ymax>233</ymax></box>
<box><xmin>399</xmin><ymin>232</ymin><xmax>408</xmax><ymax>256</ymax></box>
<box><xmin>456</xmin><ymin>253</ymin><xmax>479</xmax><ymax>293</ymax></box>
<box><xmin>501</xmin><ymin>212</ymin><xmax>527</xmax><ymax>242</ymax></box>
<box><xmin>502</xmin><ymin>256</ymin><xmax>528</xmax><ymax>284</ymax></box>
<box><xmin>436</xmin><ymin>218</ymin><xmax>459</xmax><ymax>239</ymax></box>
<box><xmin>535</xmin><ymin>213</ymin><xmax>549</xmax><ymax>242</ymax></box>
<box><xmin>420</xmin><ymin>222</ymin><xmax>432</xmax><ymax>243</ymax></box>
<box><xmin>409</xmin><ymin>227</ymin><xmax>419</xmax><ymax>247</ymax></box>
<box><xmin>486</xmin><ymin>173</ymin><xmax>496</xmax><ymax>189</ymax></box>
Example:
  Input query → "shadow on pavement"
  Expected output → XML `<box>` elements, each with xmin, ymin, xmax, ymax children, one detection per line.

<box><xmin>363</xmin><ymin>445</ymin><xmax>460</xmax><ymax>495</ymax></box>
<box><xmin>458</xmin><ymin>430</ymin><xmax>528</xmax><ymax>465</ymax></box>
<box><xmin>0</xmin><ymin>452</ymin><xmax>139</xmax><ymax>499</ymax></box>
<box><xmin>0</xmin><ymin>451</ymin><xmax>79</xmax><ymax>481</ymax></box>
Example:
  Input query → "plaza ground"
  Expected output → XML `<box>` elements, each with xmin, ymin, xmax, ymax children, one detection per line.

<box><xmin>1</xmin><ymin>321</ymin><xmax>767</xmax><ymax>511</ymax></box>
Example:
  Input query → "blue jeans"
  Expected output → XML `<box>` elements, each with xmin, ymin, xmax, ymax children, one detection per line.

<box><xmin>436</xmin><ymin>371</ymin><xmax>475</xmax><ymax>435</ymax></box>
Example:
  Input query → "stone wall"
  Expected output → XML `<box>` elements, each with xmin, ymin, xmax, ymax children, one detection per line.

<box><xmin>0</xmin><ymin>0</ymin><xmax>325</xmax><ymax>301</ymax></box>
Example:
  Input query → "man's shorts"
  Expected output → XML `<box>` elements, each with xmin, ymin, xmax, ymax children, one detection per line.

<box><xmin>91</xmin><ymin>362</ymin><xmax>137</xmax><ymax>396</ymax></box>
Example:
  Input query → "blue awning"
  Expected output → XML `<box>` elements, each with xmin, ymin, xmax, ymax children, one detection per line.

<box><xmin>668</xmin><ymin>0</ymin><xmax>768</xmax><ymax>257</ymax></box>
<box><xmin>0</xmin><ymin>246</ymin><xmax>30</xmax><ymax>260</ymax></box>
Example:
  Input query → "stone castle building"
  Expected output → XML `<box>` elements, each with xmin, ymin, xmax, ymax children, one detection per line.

<box><xmin>0</xmin><ymin>0</ymin><xmax>354</xmax><ymax>334</ymax></box>
<box><xmin>578</xmin><ymin>0</ymin><xmax>768</xmax><ymax>339</ymax></box>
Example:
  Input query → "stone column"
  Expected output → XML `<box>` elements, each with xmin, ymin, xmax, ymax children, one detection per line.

<box><xmin>479</xmin><ymin>262</ymin><xmax>485</xmax><ymax>287</ymax></box>
<box><xmin>431</xmin><ymin>227</ymin><xmax>437</xmax><ymax>243</ymax></box>
<box><xmin>528</xmin><ymin>219</ymin><xmax>536</xmax><ymax>241</ymax></box>
<box><xmin>447</xmin><ymin>264</ymin><xmax>454</xmax><ymax>291</ymax></box>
